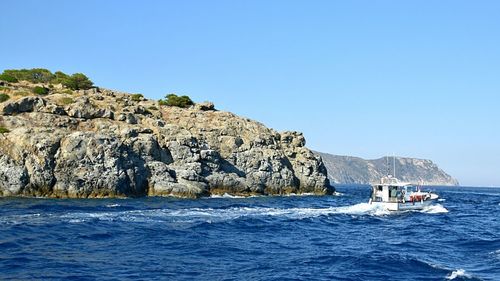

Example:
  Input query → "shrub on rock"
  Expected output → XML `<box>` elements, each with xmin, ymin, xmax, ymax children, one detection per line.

<box><xmin>131</xmin><ymin>94</ymin><xmax>144</xmax><ymax>102</ymax></box>
<box><xmin>160</xmin><ymin>94</ymin><xmax>194</xmax><ymax>108</ymax></box>
<box><xmin>2</xmin><ymin>68</ymin><xmax>54</xmax><ymax>83</ymax></box>
<box><xmin>0</xmin><ymin>74</ymin><xmax>18</xmax><ymax>83</ymax></box>
<box><xmin>33</xmin><ymin>86</ymin><xmax>49</xmax><ymax>95</ymax></box>
<box><xmin>52</xmin><ymin>71</ymin><xmax>70</xmax><ymax>84</ymax></box>
<box><xmin>62</xmin><ymin>73</ymin><xmax>94</xmax><ymax>90</ymax></box>
<box><xmin>1</xmin><ymin>69</ymin><xmax>95</xmax><ymax>91</ymax></box>
<box><xmin>0</xmin><ymin>93</ymin><xmax>10</xmax><ymax>103</ymax></box>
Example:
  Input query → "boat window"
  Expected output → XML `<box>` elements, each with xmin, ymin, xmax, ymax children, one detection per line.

<box><xmin>390</xmin><ymin>187</ymin><xmax>398</xmax><ymax>198</ymax></box>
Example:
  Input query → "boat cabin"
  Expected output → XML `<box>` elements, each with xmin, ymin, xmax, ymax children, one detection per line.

<box><xmin>368</xmin><ymin>175</ymin><xmax>438</xmax><ymax>211</ymax></box>
<box><xmin>370</xmin><ymin>176</ymin><xmax>417</xmax><ymax>203</ymax></box>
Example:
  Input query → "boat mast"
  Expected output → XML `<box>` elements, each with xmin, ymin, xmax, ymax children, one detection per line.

<box><xmin>393</xmin><ymin>154</ymin><xmax>396</xmax><ymax>178</ymax></box>
<box><xmin>386</xmin><ymin>156</ymin><xmax>389</xmax><ymax>176</ymax></box>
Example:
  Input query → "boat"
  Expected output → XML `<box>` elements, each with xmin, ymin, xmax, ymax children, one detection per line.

<box><xmin>368</xmin><ymin>175</ymin><xmax>439</xmax><ymax>211</ymax></box>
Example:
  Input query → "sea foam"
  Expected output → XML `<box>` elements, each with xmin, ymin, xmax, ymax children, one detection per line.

<box><xmin>446</xmin><ymin>269</ymin><xmax>471</xmax><ymax>280</ymax></box>
<box><xmin>421</xmin><ymin>204</ymin><xmax>449</xmax><ymax>214</ymax></box>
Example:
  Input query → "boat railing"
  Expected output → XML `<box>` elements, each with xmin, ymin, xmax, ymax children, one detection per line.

<box><xmin>380</xmin><ymin>176</ymin><xmax>400</xmax><ymax>185</ymax></box>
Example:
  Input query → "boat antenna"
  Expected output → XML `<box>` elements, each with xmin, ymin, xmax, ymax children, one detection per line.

<box><xmin>393</xmin><ymin>153</ymin><xmax>396</xmax><ymax>178</ymax></box>
<box><xmin>386</xmin><ymin>155</ymin><xmax>389</xmax><ymax>176</ymax></box>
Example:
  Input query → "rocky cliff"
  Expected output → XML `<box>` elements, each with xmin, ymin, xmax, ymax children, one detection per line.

<box><xmin>315</xmin><ymin>152</ymin><xmax>459</xmax><ymax>186</ymax></box>
<box><xmin>0</xmin><ymin>81</ymin><xmax>332</xmax><ymax>198</ymax></box>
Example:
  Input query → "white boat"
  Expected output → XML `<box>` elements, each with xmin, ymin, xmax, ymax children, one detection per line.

<box><xmin>368</xmin><ymin>176</ymin><xmax>439</xmax><ymax>211</ymax></box>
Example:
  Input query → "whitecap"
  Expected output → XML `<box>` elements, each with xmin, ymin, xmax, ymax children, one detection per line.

<box><xmin>284</xmin><ymin>192</ymin><xmax>316</xmax><ymax>197</ymax></box>
<box><xmin>105</xmin><ymin>204</ymin><xmax>120</xmax><ymax>208</ymax></box>
<box><xmin>490</xmin><ymin>249</ymin><xmax>500</xmax><ymax>260</ymax></box>
<box><xmin>8</xmin><ymin>201</ymin><xmax>434</xmax><ymax>226</ymax></box>
<box><xmin>438</xmin><ymin>198</ymin><xmax>446</xmax><ymax>202</ymax></box>
<box><xmin>61</xmin><ymin>211</ymin><xmax>115</xmax><ymax>222</ymax></box>
<box><xmin>210</xmin><ymin>193</ymin><xmax>248</xmax><ymax>199</ymax></box>
<box><xmin>0</xmin><ymin>213</ymin><xmax>45</xmax><ymax>225</ymax></box>
<box><xmin>95</xmin><ymin>204</ymin><xmax>392</xmax><ymax>224</ymax></box>
<box><xmin>420</xmin><ymin>204</ymin><xmax>448</xmax><ymax>214</ymax></box>
<box><xmin>446</xmin><ymin>269</ymin><xmax>471</xmax><ymax>280</ymax></box>
<box><xmin>334</xmin><ymin>203</ymin><xmax>391</xmax><ymax>216</ymax></box>
<box><xmin>169</xmin><ymin>203</ymin><xmax>391</xmax><ymax>221</ymax></box>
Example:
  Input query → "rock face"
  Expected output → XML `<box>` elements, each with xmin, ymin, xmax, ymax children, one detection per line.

<box><xmin>0</xmin><ymin>84</ymin><xmax>332</xmax><ymax>198</ymax></box>
<box><xmin>315</xmin><ymin>152</ymin><xmax>458</xmax><ymax>186</ymax></box>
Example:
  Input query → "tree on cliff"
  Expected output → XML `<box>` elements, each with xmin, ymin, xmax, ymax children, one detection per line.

<box><xmin>52</xmin><ymin>71</ymin><xmax>70</xmax><ymax>84</ymax></box>
<box><xmin>159</xmin><ymin>94</ymin><xmax>194</xmax><ymax>108</ymax></box>
<box><xmin>62</xmin><ymin>73</ymin><xmax>94</xmax><ymax>90</ymax></box>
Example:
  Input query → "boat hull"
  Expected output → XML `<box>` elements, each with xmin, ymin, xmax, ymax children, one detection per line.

<box><xmin>371</xmin><ymin>199</ymin><xmax>436</xmax><ymax>211</ymax></box>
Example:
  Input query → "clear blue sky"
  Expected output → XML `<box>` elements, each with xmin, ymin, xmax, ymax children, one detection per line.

<box><xmin>1</xmin><ymin>1</ymin><xmax>499</xmax><ymax>186</ymax></box>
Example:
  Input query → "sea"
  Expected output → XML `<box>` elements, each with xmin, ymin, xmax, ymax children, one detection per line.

<box><xmin>0</xmin><ymin>185</ymin><xmax>499</xmax><ymax>281</ymax></box>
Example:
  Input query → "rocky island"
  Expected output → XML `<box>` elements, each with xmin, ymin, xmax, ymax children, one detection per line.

<box><xmin>0</xmin><ymin>69</ymin><xmax>332</xmax><ymax>198</ymax></box>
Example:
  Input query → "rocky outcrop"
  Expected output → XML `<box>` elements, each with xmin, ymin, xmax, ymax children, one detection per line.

<box><xmin>0</xmin><ymin>85</ymin><xmax>332</xmax><ymax>198</ymax></box>
<box><xmin>315</xmin><ymin>152</ymin><xmax>459</xmax><ymax>186</ymax></box>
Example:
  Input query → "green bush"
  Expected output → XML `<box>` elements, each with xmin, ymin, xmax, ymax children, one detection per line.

<box><xmin>0</xmin><ymin>74</ymin><xmax>18</xmax><ymax>83</ymax></box>
<box><xmin>1</xmin><ymin>69</ymin><xmax>95</xmax><ymax>91</ymax></box>
<box><xmin>52</xmin><ymin>71</ymin><xmax>70</xmax><ymax>84</ymax></box>
<box><xmin>2</xmin><ymin>68</ymin><xmax>54</xmax><ymax>83</ymax></box>
<box><xmin>148</xmin><ymin>106</ymin><xmax>158</xmax><ymax>111</ymax></box>
<box><xmin>0</xmin><ymin>93</ymin><xmax>10</xmax><ymax>102</ymax></box>
<box><xmin>33</xmin><ymin>86</ymin><xmax>49</xmax><ymax>95</ymax></box>
<box><xmin>131</xmin><ymin>94</ymin><xmax>144</xmax><ymax>102</ymax></box>
<box><xmin>62</xmin><ymin>73</ymin><xmax>93</xmax><ymax>90</ymax></box>
<box><xmin>0</xmin><ymin>127</ymin><xmax>9</xmax><ymax>134</ymax></box>
<box><xmin>160</xmin><ymin>94</ymin><xmax>194</xmax><ymax>108</ymax></box>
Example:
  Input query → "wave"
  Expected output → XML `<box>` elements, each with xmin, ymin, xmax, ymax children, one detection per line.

<box><xmin>334</xmin><ymin>203</ymin><xmax>391</xmax><ymax>216</ymax></box>
<box><xmin>0</xmin><ymin>203</ymin><xmax>393</xmax><ymax>225</ymax></box>
<box><xmin>0</xmin><ymin>201</ymin><xmax>451</xmax><ymax>226</ymax></box>
<box><xmin>209</xmin><ymin>193</ymin><xmax>249</xmax><ymax>199</ymax></box>
<box><xmin>57</xmin><ymin>205</ymin><xmax>390</xmax><ymax>225</ymax></box>
<box><xmin>105</xmin><ymin>204</ymin><xmax>121</xmax><ymax>208</ymax></box>
<box><xmin>174</xmin><ymin>203</ymin><xmax>393</xmax><ymax>220</ymax></box>
<box><xmin>446</xmin><ymin>269</ymin><xmax>472</xmax><ymax>280</ymax></box>
<box><xmin>488</xmin><ymin>249</ymin><xmax>500</xmax><ymax>260</ymax></box>
<box><xmin>420</xmin><ymin>204</ymin><xmax>449</xmax><ymax>214</ymax></box>
<box><xmin>427</xmin><ymin>263</ymin><xmax>479</xmax><ymax>281</ymax></box>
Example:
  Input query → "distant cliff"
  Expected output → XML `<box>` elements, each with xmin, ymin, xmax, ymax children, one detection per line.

<box><xmin>315</xmin><ymin>152</ymin><xmax>459</xmax><ymax>186</ymax></box>
<box><xmin>0</xmin><ymin>74</ymin><xmax>332</xmax><ymax>198</ymax></box>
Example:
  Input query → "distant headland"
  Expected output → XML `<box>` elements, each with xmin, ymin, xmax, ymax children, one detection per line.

<box><xmin>316</xmin><ymin>152</ymin><xmax>459</xmax><ymax>186</ymax></box>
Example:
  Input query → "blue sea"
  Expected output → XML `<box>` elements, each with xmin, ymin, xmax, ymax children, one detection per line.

<box><xmin>0</xmin><ymin>185</ymin><xmax>499</xmax><ymax>281</ymax></box>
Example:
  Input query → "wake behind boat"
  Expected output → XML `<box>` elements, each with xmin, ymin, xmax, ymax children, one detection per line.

<box><xmin>368</xmin><ymin>176</ymin><xmax>439</xmax><ymax>211</ymax></box>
